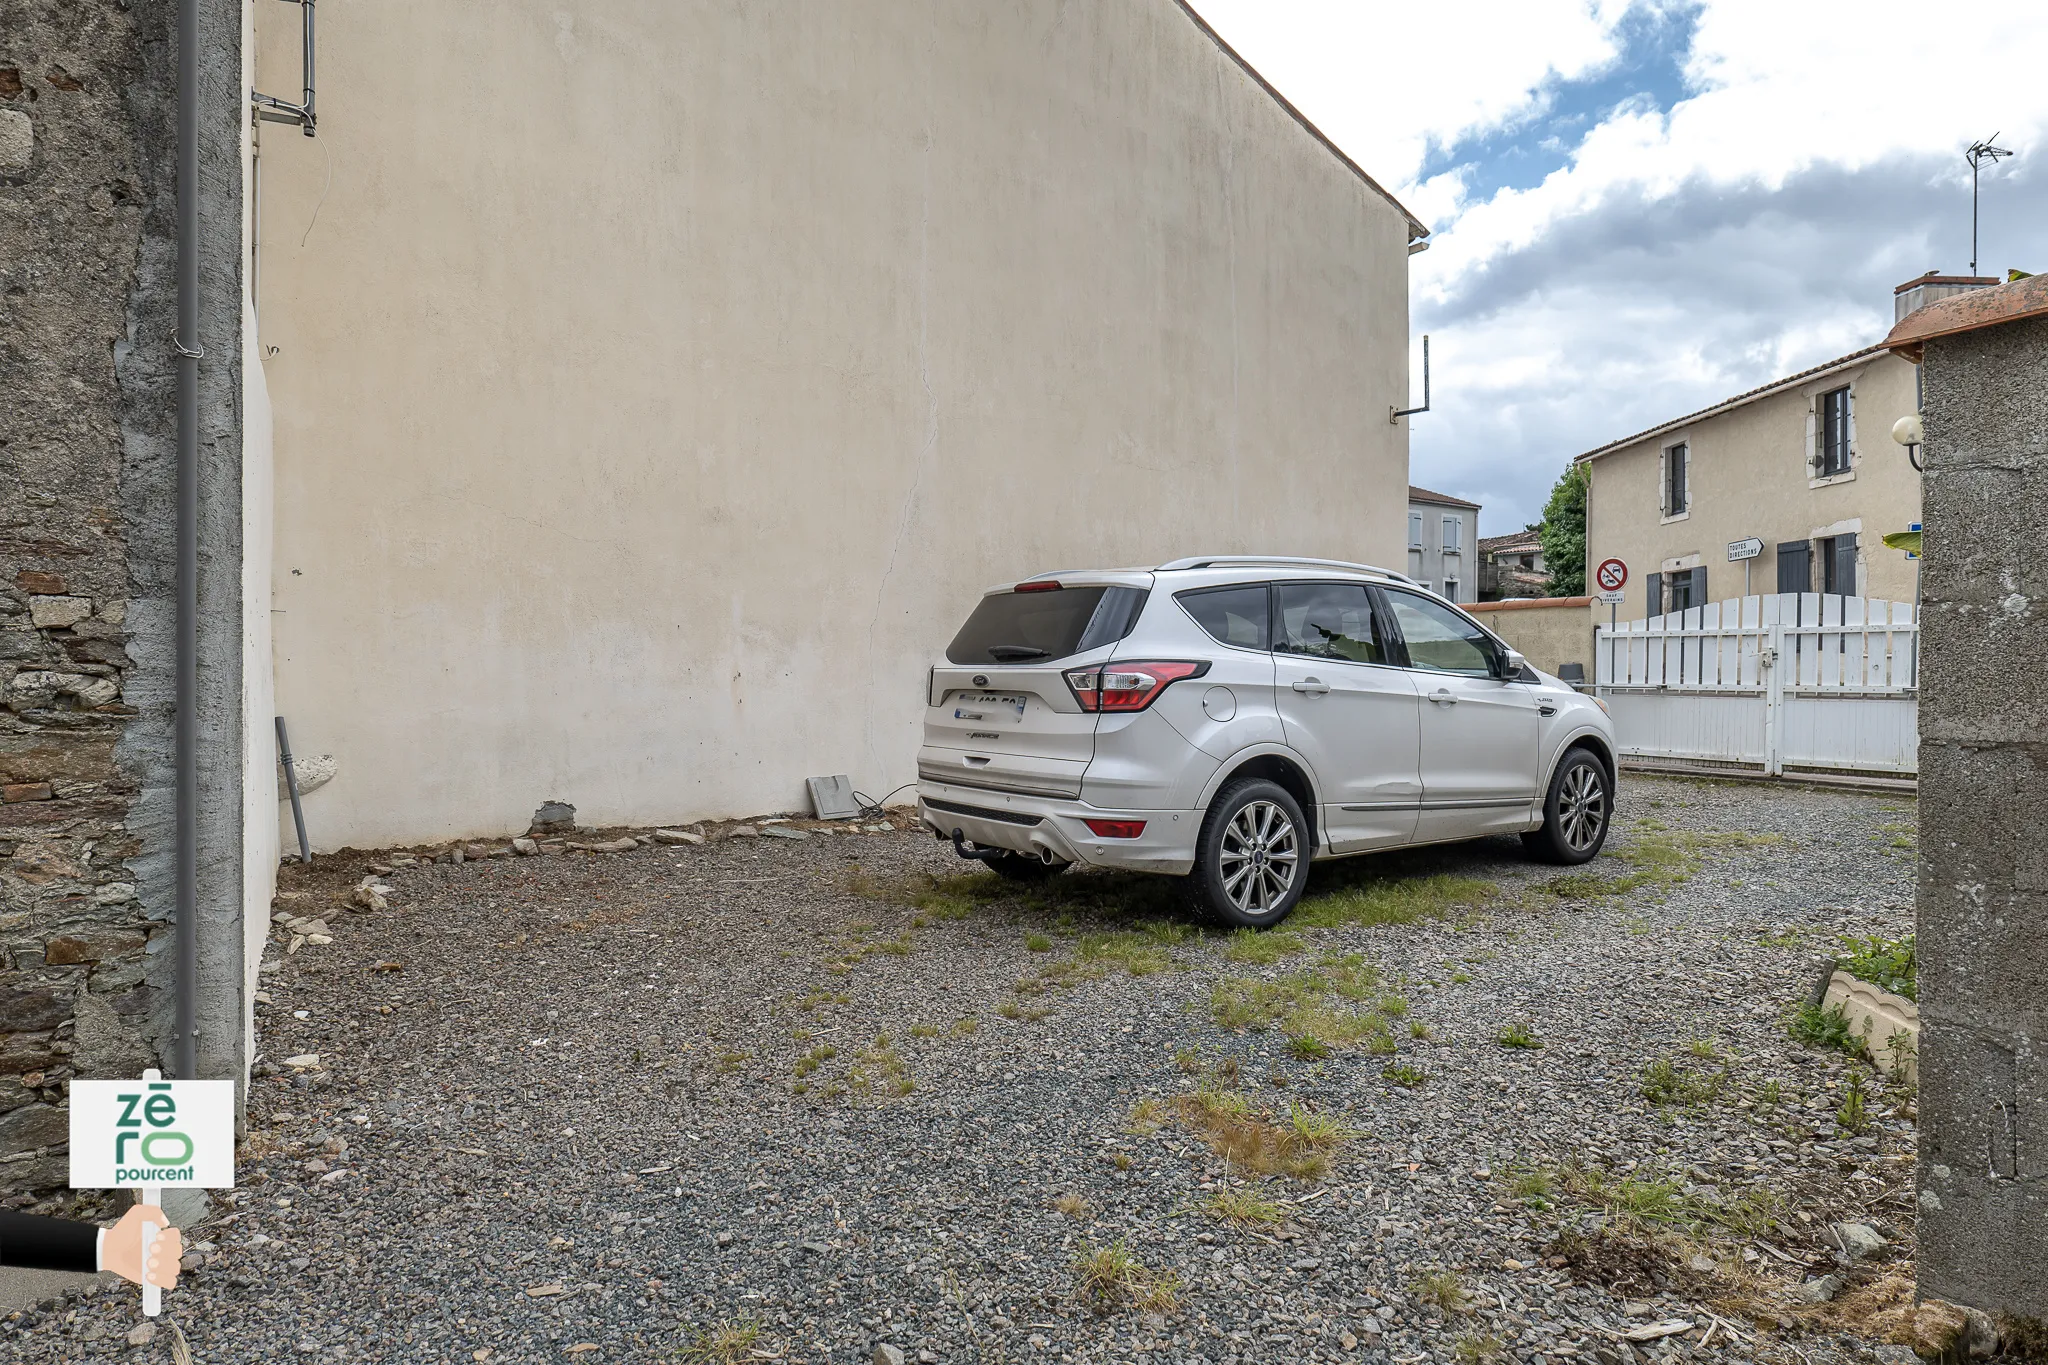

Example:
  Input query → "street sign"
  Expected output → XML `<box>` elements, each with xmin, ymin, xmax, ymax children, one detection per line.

<box><xmin>1594</xmin><ymin>558</ymin><xmax>1628</xmax><ymax>593</ymax></box>
<box><xmin>1596</xmin><ymin>589</ymin><xmax>1626</xmax><ymax>605</ymax></box>
<box><xmin>1727</xmin><ymin>537</ymin><xmax>1764</xmax><ymax>561</ymax></box>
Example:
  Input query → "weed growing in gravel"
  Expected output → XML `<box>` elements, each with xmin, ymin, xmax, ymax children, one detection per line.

<box><xmin>1168</xmin><ymin>1089</ymin><xmax>1351</xmax><ymax>1180</ymax></box>
<box><xmin>998</xmin><ymin>1001</ymin><xmax>1049</xmax><ymax>1022</ymax></box>
<box><xmin>1507</xmin><ymin>1167</ymin><xmax>1553</xmax><ymax>1207</ymax></box>
<box><xmin>1383</xmin><ymin>1061</ymin><xmax>1427</xmax><ymax>1088</ymax></box>
<box><xmin>951</xmin><ymin>1016</ymin><xmax>978</xmax><ymax>1036</ymax></box>
<box><xmin>1198</xmin><ymin>1186</ymin><xmax>1286</xmax><ymax>1225</ymax></box>
<box><xmin>714</xmin><ymin>1050</ymin><xmax>749</xmax><ymax>1074</ymax></box>
<box><xmin>1756</xmin><ymin>1079</ymin><xmax>1782</xmax><ymax>1108</ymax></box>
<box><xmin>1024</xmin><ymin>932</ymin><xmax>1053</xmax><ymax>952</ymax></box>
<box><xmin>1550</xmin><ymin>1162</ymin><xmax>1780</xmax><ymax>1237</ymax></box>
<box><xmin>1408</xmin><ymin>1020</ymin><xmax>1430</xmax><ymax>1040</ymax></box>
<box><xmin>846</xmin><ymin>1037</ymin><xmax>913</xmax><ymax>1099</ymax></box>
<box><xmin>1287</xmin><ymin>1034</ymin><xmax>1331</xmax><ymax>1060</ymax></box>
<box><xmin>908</xmin><ymin>1023</ymin><xmax>940</xmax><ymax>1039</ymax></box>
<box><xmin>1290</xmin><ymin>872</ymin><xmax>1495</xmax><ymax>929</ymax></box>
<box><xmin>1127</xmin><ymin>1098</ymin><xmax>1170</xmax><ymax>1134</ymax></box>
<box><xmin>1788</xmin><ymin>1001</ymin><xmax>1860</xmax><ymax>1056</ymax></box>
<box><xmin>1547</xmin><ymin>829</ymin><xmax>1786</xmax><ymax>903</ymax></box>
<box><xmin>678</xmin><ymin>1319</ymin><xmax>762</xmax><ymax>1364</ymax></box>
<box><xmin>1022</xmin><ymin>922</ymin><xmax>1192</xmax><ymax>996</ymax></box>
<box><xmin>1496</xmin><ymin>1021</ymin><xmax>1541</xmax><ymax>1049</ymax></box>
<box><xmin>1641</xmin><ymin>1057</ymin><xmax>1727</xmax><ymax>1108</ymax></box>
<box><xmin>1449</xmin><ymin>970</ymin><xmax>1473</xmax><ymax>984</ymax></box>
<box><xmin>1224</xmin><ymin>929</ymin><xmax>1309</xmax><ymax>964</ymax></box>
<box><xmin>1053</xmin><ymin>1192</ymin><xmax>1094</xmax><ymax>1221</ymax></box>
<box><xmin>1210</xmin><ymin>952</ymin><xmax>1394</xmax><ymax>1053</ymax></box>
<box><xmin>1173</xmin><ymin>1047</ymin><xmax>1203</xmax><ymax>1074</ymax></box>
<box><xmin>1454</xmin><ymin>1333</ymin><xmax>1508</xmax><ymax>1363</ymax></box>
<box><xmin>1073</xmin><ymin>1241</ymin><xmax>1181</xmax><ymax>1314</ymax></box>
<box><xmin>1837</xmin><ymin>1071</ymin><xmax>1872</xmax><ymax>1134</ymax></box>
<box><xmin>1755</xmin><ymin>925</ymin><xmax>1810</xmax><ymax>949</ymax></box>
<box><xmin>792</xmin><ymin>1045</ymin><xmax>837</xmax><ymax>1079</ymax></box>
<box><xmin>1412</xmin><ymin>1269</ymin><xmax>1470</xmax><ymax>1313</ymax></box>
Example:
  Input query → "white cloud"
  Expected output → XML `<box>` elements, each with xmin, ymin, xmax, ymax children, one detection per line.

<box><xmin>1190</xmin><ymin>0</ymin><xmax>2048</xmax><ymax>533</ymax></box>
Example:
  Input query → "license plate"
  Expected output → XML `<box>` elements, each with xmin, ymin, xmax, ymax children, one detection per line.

<box><xmin>952</xmin><ymin>692</ymin><xmax>1027</xmax><ymax>724</ymax></box>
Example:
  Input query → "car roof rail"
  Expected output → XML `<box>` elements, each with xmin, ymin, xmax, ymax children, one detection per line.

<box><xmin>1154</xmin><ymin>555</ymin><xmax>1423</xmax><ymax>588</ymax></box>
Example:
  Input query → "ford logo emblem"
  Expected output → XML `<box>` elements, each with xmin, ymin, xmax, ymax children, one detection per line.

<box><xmin>973</xmin><ymin>674</ymin><xmax>989</xmax><ymax>686</ymax></box>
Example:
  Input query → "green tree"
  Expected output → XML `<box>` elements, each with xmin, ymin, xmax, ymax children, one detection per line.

<box><xmin>1538</xmin><ymin>463</ymin><xmax>1588</xmax><ymax>597</ymax></box>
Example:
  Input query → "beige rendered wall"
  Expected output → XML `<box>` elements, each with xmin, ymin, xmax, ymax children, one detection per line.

<box><xmin>251</xmin><ymin>1</ymin><xmax>1416</xmax><ymax>848</ymax></box>
<box><xmin>1584</xmin><ymin>352</ymin><xmax>1923</xmax><ymax>621</ymax></box>
<box><xmin>1464</xmin><ymin>597</ymin><xmax>1595</xmax><ymax>677</ymax></box>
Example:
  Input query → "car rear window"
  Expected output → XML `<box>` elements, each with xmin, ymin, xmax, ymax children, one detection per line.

<box><xmin>945</xmin><ymin>586</ymin><xmax>1148</xmax><ymax>665</ymax></box>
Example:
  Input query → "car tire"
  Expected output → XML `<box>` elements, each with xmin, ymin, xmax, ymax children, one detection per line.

<box><xmin>1522</xmin><ymin>747</ymin><xmax>1612</xmax><ymax>864</ymax></box>
<box><xmin>979</xmin><ymin>851</ymin><xmax>1067</xmax><ymax>882</ymax></box>
<box><xmin>1188</xmin><ymin>778</ymin><xmax>1310</xmax><ymax>928</ymax></box>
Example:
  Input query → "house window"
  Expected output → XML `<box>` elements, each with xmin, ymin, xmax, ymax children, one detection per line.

<box><xmin>1663</xmin><ymin>442</ymin><xmax>1689</xmax><ymax>516</ymax></box>
<box><xmin>1819</xmin><ymin>533</ymin><xmax>1858</xmax><ymax>596</ymax></box>
<box><xmin>1817</xmin><ymin>386</ymin><xmax>1851</xmax><ymax>477</ymax></box>
<box><xmin>1408</xmin><ymin>512</ymin><xmax>1422</xmax><ymax>549</ymax></box>
<box><xmin>1441</xmin><ymin>517</ymin><xmax>1460</xmax><ymax>554</ymax></box>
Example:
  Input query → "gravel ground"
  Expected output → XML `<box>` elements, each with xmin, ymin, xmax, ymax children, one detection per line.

<box><xmin>7</xmin><ymin>776</ymin><xmax>1936</xmax><ymax>1365</ymax></box>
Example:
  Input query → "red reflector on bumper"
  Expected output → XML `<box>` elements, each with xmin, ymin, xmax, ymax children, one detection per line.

<box><xmin>1083</xmin><ymin>819</ymin><xmax>1147</xmax><ymax>839</ymax></box>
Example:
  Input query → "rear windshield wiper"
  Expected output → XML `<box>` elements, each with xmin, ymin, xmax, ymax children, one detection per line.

<box><xmin>986</xmin><ymin>645</ymin><xmax>1050</xmax><ymax>661</ymax></box>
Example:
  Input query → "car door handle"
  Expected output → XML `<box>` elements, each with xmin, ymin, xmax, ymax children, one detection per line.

<box><xmin>1431</xmin><ymin>689</ymin><xmax>1457</xmax><ymax>705</ymax></box>
<box><xmin>1291</xmin><ymin>678</ymin><xmax>1329</xmax><ymax>696</ymax></box>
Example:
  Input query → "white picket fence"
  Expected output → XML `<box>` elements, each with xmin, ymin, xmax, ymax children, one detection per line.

<box><xmin>1595</xmin><ymin>593</ymin><xmax>1918</xmax><ymax>777</ymax></box>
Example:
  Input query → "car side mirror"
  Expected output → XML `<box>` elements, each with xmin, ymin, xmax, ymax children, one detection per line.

<box><xmin>1498</xmin><ymin>648</ymin><xmax>1528</xmax><ymax>680</ymax></box>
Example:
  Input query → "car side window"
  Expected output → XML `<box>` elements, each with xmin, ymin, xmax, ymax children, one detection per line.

<box><xmin>1381</xmin><ymin>590</ymin><xmax>1495</xmax><ymax>676</ymax></box>
<box><xmin>1177</xmin><ymin>584</ymin><xmax>1269</xmax><ymax>651</ymax></box>
<box><xmin>1274</xmin><ymin>582</ymin><xmax>1385</xmax><ymax>665</ymax></box>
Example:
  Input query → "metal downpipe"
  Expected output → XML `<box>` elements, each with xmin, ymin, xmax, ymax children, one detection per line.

<box><xmin>174</xmin><ymin>0</ymin><xmax>200</xmax><ymax>1080</ymax></box>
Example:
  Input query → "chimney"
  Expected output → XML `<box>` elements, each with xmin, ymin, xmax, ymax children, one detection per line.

<box><xmin>1895</xmin><ymin>270</ymin><xmax>2001</xmax><ymax>323</ymax></box>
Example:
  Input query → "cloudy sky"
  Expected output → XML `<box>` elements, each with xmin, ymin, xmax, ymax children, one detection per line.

<box><xmin>1190</xmin><ymin>0</ymin><xmax>2048</xmax><ymax>535</ymax></box>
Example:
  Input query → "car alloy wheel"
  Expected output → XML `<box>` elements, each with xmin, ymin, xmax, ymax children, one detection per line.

<box><xmin>1557</xmin><ymin>761</ymin><xmax>1607</xmax><ymax>853</ymax></box>
<box><xmin>1217</xmin><ymin>799</ymin><xmax>1300</xmax><ymax>916</ymax></box>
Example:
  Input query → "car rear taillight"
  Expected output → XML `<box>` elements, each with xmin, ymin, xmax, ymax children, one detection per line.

<box><xmin>1062</xmin><ymin>660</ymin><xmax>1209</xmax><ymax>712</ymax></box>
<box><xmin>1084</xmin><ymin>819</ymin><xmax>1147</xmax><ymax>839</ymax></box>
<box><xmin>1013</xmin><ymin>579</ymin><xmax>1062</xmax><ymax>593</ymax></box>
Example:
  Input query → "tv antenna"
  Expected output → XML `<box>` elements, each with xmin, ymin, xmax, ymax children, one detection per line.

<box><xmin>1965</xmin><ymin>135</ymin><xmax>2014</xmax><ymax>276</ymax></box>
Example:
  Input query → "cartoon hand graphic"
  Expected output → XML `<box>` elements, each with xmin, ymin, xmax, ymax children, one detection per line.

<box><xmin>103</xmin><ymin>1205</ymin><xmax>182</xmax><ymax>1291</ymax></box>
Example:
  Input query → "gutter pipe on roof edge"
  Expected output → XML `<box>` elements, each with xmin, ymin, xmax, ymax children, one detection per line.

<box><xmin>174</xmin><ymin>0</ymin><xmax>200</xmax><ymax>1079</ymax></box>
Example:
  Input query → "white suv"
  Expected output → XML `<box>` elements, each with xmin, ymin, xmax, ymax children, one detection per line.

<box><xmin>917</xmin><ymin>557</ymin><xmax>1617</xmax><ymax>927</ymax></box>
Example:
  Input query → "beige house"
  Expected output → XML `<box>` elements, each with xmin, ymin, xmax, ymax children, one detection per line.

<box><xmin>1577</xmin><ymin>342</ymin><xmax>1924</xmax><ymax>620</ymax></box>
<box><xmin>250</xmin><ymin>0</ymin><xmax>1429</xmax><ymax>848</ymax></box>
<box><xmin>1406</xmin><ymin>486</ymin><xmax>1481</xmax><ymax>602</ymax></box>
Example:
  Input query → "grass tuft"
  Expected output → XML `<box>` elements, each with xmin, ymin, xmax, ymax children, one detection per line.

<box><xmin>1053</xmin><ymin>1192</ymin><xmax>1093</xmax><ymax>1221</ymax></box>
<box><xmin>1496</xmin><ymin>1021</ymin><xmax>1541</xmax><ymax>1050</ymax></box>
<box><xmin>1198</xmin><ymin>1186</ymin><xmax>1287</xmax><ymax>1225</ymax></box>
<box><xmin>678</xmin><ymin>1319</ymin><xmax>762</xmax><ymax>1364</ymax></box>
<box><xmin>1641</xmin><ymin>1056</ymin><xmax>1727</xmax><ymax>1108</ymax></box>
<box><xmin>1072</xmin><ymin>1241</ymin><xmax>1181</xmax><ymax>1315</ymax></box>
<box><xmin>1412</xmin><ymin>1268</ymin><xmax>1469</xmax><ymax>1314</ymax></box>
<box><xmin>1224</xmin><ymin>929</ymin><xmax>1308</xmax><ymax>964</ymax></box>
<box><xmin>1289</xmin><ymin>872</ymin><xmax>1495</xmax><ymax>930</ymax></box>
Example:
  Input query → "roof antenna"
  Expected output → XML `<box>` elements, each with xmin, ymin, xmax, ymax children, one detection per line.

<box><xmin>1965</xmin><ymin>135</ymin><xmax>2014</xmax><ymax>277</ymax></box>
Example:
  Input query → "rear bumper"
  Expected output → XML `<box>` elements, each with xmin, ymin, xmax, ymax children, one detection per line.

<box><xmin>917</xmin><ymin>781</ymin><xmax>1198</xmax><ymax>875</ymax></box>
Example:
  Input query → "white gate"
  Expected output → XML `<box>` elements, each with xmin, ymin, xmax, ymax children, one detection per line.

<box><xmin>1595</xmin><ymin>594</ymin><xmax>1918</xmax><ymax>777</ymax></box>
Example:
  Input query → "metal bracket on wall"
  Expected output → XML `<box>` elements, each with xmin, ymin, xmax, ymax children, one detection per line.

<box><xmin>1391</xmin><ymin>335</ymin><xmax>1430</xmax><ymax>423</ymax></box>
<box><xmin>252</xmin><ymin>0</ymin><xmax>317</xmax><ymax>136</ymax></box>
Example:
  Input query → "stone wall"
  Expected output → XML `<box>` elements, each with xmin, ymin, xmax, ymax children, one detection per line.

<box><xmin>0</xmin><ymin>0</ymin><xmax>248</xmax><ymax>1205</ymax></box>
<box><xmin>1915</xmin><ymin>311</ymin><xmax>2048</xmax><ymax>1319</ymax></box>
<box><xmin>0</xmin><ymin>1</ymin><xmax>160</xmax><ymax>1201</ymax></box>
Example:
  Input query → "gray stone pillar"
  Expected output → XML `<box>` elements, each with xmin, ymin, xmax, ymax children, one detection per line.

<box><xmin>1914</xmin><ymin>307</ymin><xmax>2048</xmax><ymax>1317</ymax></box>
